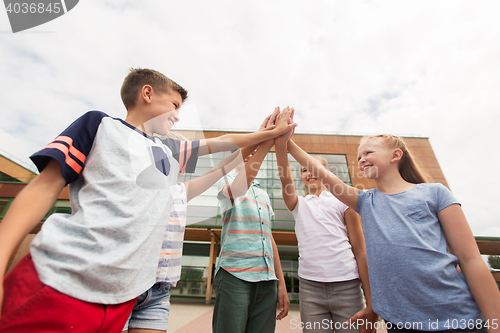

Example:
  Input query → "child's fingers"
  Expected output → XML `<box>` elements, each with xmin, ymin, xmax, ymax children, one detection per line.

<box><xmin>259</xmin><ymin>114</ymin><xmax>272</xmax><ymax>131</ymax></box>
<box><xmin>276</xmin><ymin>310</ymin><xmax>285</xmax><ymax>320</ymax></box>
<box><xmin>263</xmin><ymin>114</ymin><xmax>271</xmax><ymax>124</ymax></box>
<box><xmin>279</xmin><ymin>106</ymin><xmax>292</xmax><ymax>119</ymax></box>
<box><xmin>268</xmin><ymin>107</ymin><xmax>280</xmax><ymax>126</ymax></box>
<box><xmin>276</xmin><ymin>107</ymin><xmax>289</xmax><ymax>122</ymax></box>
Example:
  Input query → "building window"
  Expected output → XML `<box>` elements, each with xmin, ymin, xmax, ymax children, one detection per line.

<box><xmin>43</xmin><ymin>200</ymin><xmax>72</xmax><ymax>220</ymax></box>
<box><xmin>170</xmin><ymin>242</ymin><xmax>212</xmax><ymax>298</ymax></box>
<box><xmin>0</xmin><ymin>171</ymin><xmax>22</xmax><ymax>183</ymax></box>
<box><xmin>170</xmin><ymin>242</ymin><xmax>300</xmax><ymax>302</ymax></box>
<box><xmin>176</xmin><ymin>151</ymin><xmax>351</xmax><ymax>301</ymax></box>
<box><xmin>0</xmin><ymin>197</ymin><xmax>13</xmax><ymax>218</ymax></box>
<box><xmin>179</xmin><ymin>151</ymin><xmax>351</xmax><ymax>230</ymax></box>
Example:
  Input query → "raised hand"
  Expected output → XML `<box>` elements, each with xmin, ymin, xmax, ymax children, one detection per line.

<box><xmin>274</xmin><ymin>106</ymin><xmax>297</xmax><ymax>135</ymax></box>
<box><xmin>259</xmin><ymin>107</ymin><xmax>280</xmax><ymax>132</ymax></box>
<box><xmin>275</xmin><ymin>107</ymin><xmax>296</xmax><ymax>148</ymax></box>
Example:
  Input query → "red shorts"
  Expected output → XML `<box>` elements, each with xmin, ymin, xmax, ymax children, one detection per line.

<box><xmin>0</xmin><ymin>254</ymin><xmax>137</xmax><ymax>333</ymax></box>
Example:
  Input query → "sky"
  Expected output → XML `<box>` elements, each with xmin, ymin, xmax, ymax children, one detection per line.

<box><xmin>1</xmin><ymin>0</ymin><xmax>499</xmax><ymax>237</ymax></box>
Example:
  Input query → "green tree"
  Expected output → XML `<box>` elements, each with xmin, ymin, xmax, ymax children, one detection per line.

<box><xmin>488</xmin><ymin>255</ymin><xmax>500</xmax><ymax>270</ymax></box>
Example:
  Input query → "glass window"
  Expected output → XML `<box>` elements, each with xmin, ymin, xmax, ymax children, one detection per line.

<box><xmin>0</xmin><ymin>197</ymin><xmax>13</xmax><ymax>218</ymax></box>
<box><xmin>0</xmin><ymin>172</ymin><xmax>21</xmax><ymax>183</ymax></box>
<box><xmin>42</xmin><ymin>199</ymin><xmax>72</xmax><ymax>219</ymax></box>
<box><xmin>184</xmin><ymin>151</ymin><xmax>351</xmax><ymax>230</ymax></box>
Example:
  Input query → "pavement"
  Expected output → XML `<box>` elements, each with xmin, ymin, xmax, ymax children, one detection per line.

<box><xmin>168</xmin><ymin>298</ymin><xmax>302</xmax><ymax>333</ymax></box>
<box><xmin>168</xmin><ymin>298</ymin><xmax>388</xmax><ymax>333</ymax></box>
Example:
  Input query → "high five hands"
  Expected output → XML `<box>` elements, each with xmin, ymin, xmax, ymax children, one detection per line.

<box><xmin>262</xmin><ymin>106</ymin><xmax>296</xmax><ymax>140</ymax></box>
<box><xmin>274</xmin><ymin>106</ymin><xmax>295</xmax><ymax>146</ymax></box>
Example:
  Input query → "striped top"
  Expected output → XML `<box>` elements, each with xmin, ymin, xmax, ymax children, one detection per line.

<box><xmin>157</xmin><ymin>182</ymin><xmax>187</xmax><ymax>286</ymax></box>
<box><xmin>216</xmin><ymin>171</ymin><xmax>277</xmax><ymax>282</ymax></box>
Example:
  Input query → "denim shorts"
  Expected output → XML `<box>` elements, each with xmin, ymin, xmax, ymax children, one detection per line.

<box><xmin>123</xmin><ymin>282</ymin><xmax>171</xmax><ymax>331</ymax></box>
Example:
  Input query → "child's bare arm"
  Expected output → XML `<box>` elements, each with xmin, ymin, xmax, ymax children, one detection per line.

<box><xmin>0</xmin><ymin>159</ymin><xmax>66</xmax><ymax>315</ymax></box>
<box><xmin>184</xmin><ymin>150</ymin><xmax>243</xmax><ymax>202</ymax></box>
<box><xmin>239</xmin><ymin>108</ymin><xmax>279</xmax><ymax>160</ymax></box>
<box><xmin>197</xmin><ymin>107</ymin><xmax>296</xmax><ymax>156</ymax></box>
<box><xmin>344</xmin><ymin>209</ymin><xmax>378</xmax><ymax>333</ymax></box>
<box><xmin>439</xmin><ymin>204</ymin><xmax>500</xmax><ymax>333</ymax></box>
<box><xmin>272</xmin><ymin>237</ymin><xmax>290</xmax><ymax>320</ymax></box>
<box><xmin>184</xmin><ymin>109</ymin><xmax>289</xmax><ymax>202</ymax></box>
<box><xmin>287</xmin><ymin>139</ymin><xmax>359</xmax><ymax>210</ymax></box>
<box><xmin>220</xmin><ymin>139</ymin><xmax>274</xmax><ymax>199</ymax></box>
<box><xmin>275</xmin><ymin>123</ymin><xmax>298</xmax><ymax>211</ymax></box>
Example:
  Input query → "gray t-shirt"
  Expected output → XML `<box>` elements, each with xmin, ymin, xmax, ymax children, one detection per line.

<box><xmin>356</xmin><ymin>183</ymin><xmax>482</xmax><ymax>330</ymax></box>
<box><xmin>29</xmin><ymin>111</ymin><xmax>199</xmax><ymax>304</ymax></box>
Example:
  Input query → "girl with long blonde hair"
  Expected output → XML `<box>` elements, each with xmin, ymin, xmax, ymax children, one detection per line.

<box><xmin>285</xmin><ymin>126</ymin><xmax>499</xmax><ymax>333</ymax></box>
<box><xmin>276</xmin><ymin>132</ymin><xmax>377</xmax><ymax>333</ymax></box>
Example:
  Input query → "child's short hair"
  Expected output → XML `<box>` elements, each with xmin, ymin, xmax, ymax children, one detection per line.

<box><xmin>120</xmin><ymin>68</ymin><xmax>188</xmax><ymax>110</ymax></box>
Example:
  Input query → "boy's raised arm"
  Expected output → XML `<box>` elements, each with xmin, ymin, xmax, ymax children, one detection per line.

<box><xmin>184</xmin><ymin>150</ymin><xmax>243</xmax><ymax>202</ymax></box>
<box><xmin>239</xmin><ymin>108</ymin><xmax>279</xmax><ymax>160</ymax></box>
<box><xmin>0</xmin><ymin>158</ymin><xmax>66</xmax><ymax>315</ymax></box>
<box><xmin>197</xmin><ymin>107</ymin><xmax>296</xmax><ymax>156</ymax></box>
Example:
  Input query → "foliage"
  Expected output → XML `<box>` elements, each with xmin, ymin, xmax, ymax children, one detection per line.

<box><xmin>488</xmin><ymin>255</ymin><xmax>500</xmax><ymax>270</ymax></box>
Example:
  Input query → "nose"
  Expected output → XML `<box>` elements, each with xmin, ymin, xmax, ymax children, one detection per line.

<box><xmin>357</xmin><ymin>158</ymin><xmax>365</xmax><ymax>170</ymax></box>
<box><xmin>172</xmin><ymin>110</ymin><xmax>180</xmax><ymax>122</ymax></box>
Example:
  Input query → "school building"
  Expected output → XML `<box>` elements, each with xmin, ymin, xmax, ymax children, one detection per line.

<box><xmin>2</xmin><ymin>131</ymin><xmax>500</xmax><ymax>302</ymax></box>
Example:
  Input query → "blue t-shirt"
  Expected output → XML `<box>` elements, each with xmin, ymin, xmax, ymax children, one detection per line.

<box><xmin>29</xmin><ymin>111</ymin><xmax>199</xmax><ymax>304</ymax></box>
<box><xmin>356</xmin><ymin>183</ymin><xmax>482</xmax><ymax>330</ymax></box>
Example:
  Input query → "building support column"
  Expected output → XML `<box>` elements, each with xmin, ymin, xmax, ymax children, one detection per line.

<box><xmin>205</xmin><ymin>228</ymin><xmax>219</xmax><ymax>303</ymax></box>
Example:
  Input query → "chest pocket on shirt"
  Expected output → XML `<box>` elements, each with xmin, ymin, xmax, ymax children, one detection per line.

<box><xmin>135</xmin><ymin>146</ymin><xmax>171</xmax><ymax>189</ymax></box>
<box><xmin>406</xmin><ymin>203</ymin><xmax>434</xmax><ymax>223</ymax></box>
<box><xmin>152</xmin><ymin>146</ymin><xmax>171</xmax><ymax>176</ymax></box>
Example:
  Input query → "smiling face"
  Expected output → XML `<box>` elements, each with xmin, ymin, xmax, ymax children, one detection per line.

<box><xmin>357</xmin><ymin>138</ymin><xmax>394</xmax><ymax>179</ymax></box>
<box><xmin>301</xmin><ymin>166</ymin><xmax>323</xmax><ymax>191</ymax></box>
<box><xmin>144</xmin><ymin>89</ymin><xmax>182</xmax><ymax>136</ymax></box>
<box><xmin>301</xmin><ymin>156</ymin><xmax>329</xmax><ymax>194</ymax></box>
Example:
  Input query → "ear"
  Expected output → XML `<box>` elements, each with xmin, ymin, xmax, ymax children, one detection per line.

<box><xmin>141</xmin><ymin>85</ymin><xmax>153</xmax><ymax>104</ymax></box>
<box><xmin>390</xmin><ymin>149</ymin><xmax>404</xmax><ymax>163</ymax></box>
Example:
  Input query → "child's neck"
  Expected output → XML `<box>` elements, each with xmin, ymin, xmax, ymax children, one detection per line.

<box><xmin>125</xmin><ymin>107</ymin><xmax>157</xmax><ymax>137</ymax></box>
<box><xmin>375</xmin><ymin>173</ymin><xmax>415</xmax><ymax>195</ymax></box>
<box><xmin>307</xmin><ymin>185</ymin><xmax>325</xmax><ymax>197</ymax></box>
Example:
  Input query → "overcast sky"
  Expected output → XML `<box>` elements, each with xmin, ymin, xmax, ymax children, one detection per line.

<box><xmin>1</xmin><ymin>1</ymin><xmax>499</xmax><ymax>237</ymax></box>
